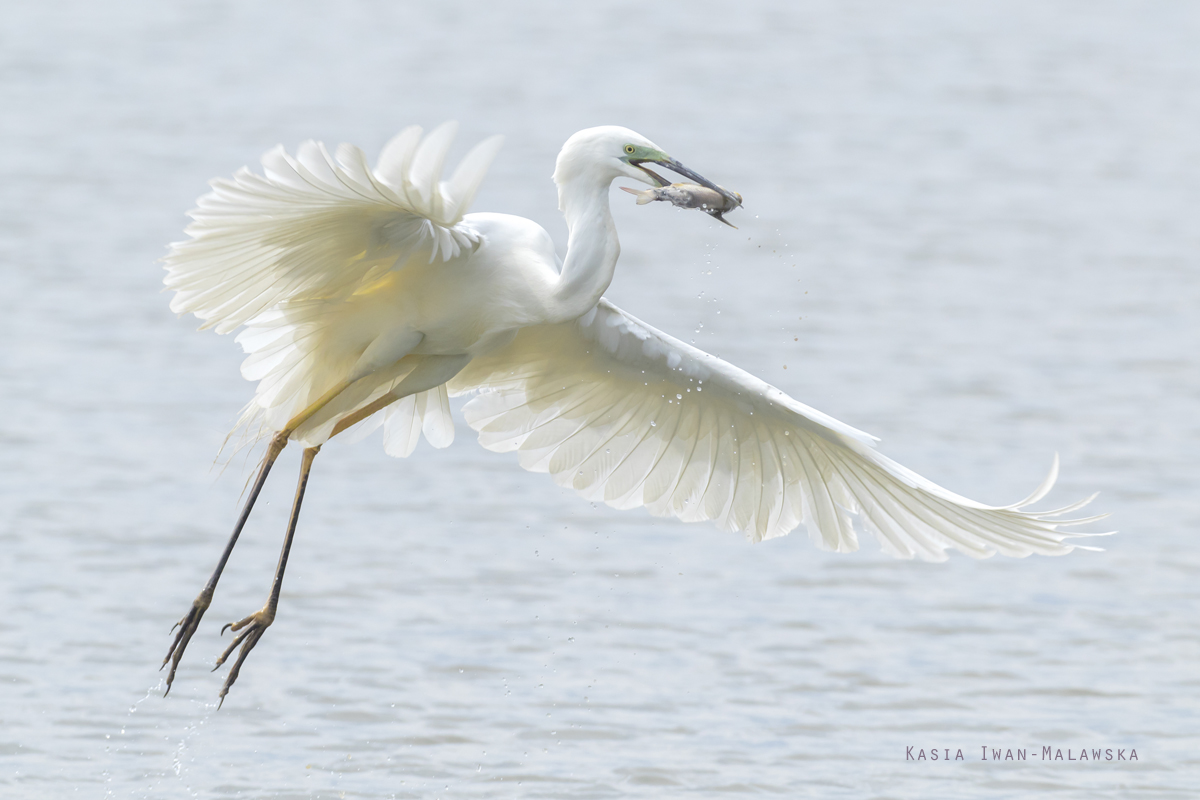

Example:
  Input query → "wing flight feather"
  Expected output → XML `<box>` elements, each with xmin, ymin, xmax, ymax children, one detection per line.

<box><xmin>449</xmin><ymin>299</ymin><xmax>1110</xmax><ymax>560</ymax></box>
<box><xmin>164</xmin><ymin>124</ymin><xmax>503</xmax><ymax>334</ymax></box>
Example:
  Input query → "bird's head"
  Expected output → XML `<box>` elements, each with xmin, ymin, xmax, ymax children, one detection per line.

<box><xmin>553</xmin><ymin>126</ymin><xmax>739</xmax><ymax>210</ymax></box>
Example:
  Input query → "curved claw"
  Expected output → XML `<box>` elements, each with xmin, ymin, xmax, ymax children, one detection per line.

<box><xmin>161</xmin><ymin>588</ymin><xmax>213</xmax><ymax>697</ymax></box>
<box><xmin>212</xmin><ymin>609</ymin><xmax>275</xmax><ymax>707</ymax></box>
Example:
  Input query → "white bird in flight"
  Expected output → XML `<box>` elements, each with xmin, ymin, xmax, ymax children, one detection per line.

<box><xmin>160</xmin><ymin>123</ymin><xmax>1107</xmax><ymax>702</ymax></box>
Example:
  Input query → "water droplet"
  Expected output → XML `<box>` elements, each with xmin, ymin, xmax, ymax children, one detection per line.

<box><xmin>676</xmin><ymin>394</ymin><xmax>682</xmax><ymax>400</ymax></box>
<box><xmin>650</xmin><ymin>421</ymin><xmax>656</xmax><ymax>427</ymax></box>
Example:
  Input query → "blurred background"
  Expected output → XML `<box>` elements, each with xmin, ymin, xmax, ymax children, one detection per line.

<box><xmin>1</xmin><ymin>1</ymin><xmax>1197</xmax><ymax>797</ymax></box>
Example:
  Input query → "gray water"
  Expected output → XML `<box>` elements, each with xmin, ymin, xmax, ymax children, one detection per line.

<box><xmin>2</xmin><ymin>1</ymin><xmax>1198</xmax><ymax>797</ymax></box>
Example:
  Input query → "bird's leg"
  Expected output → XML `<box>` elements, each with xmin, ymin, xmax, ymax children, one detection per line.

<box><xmin>162</xmin><ymin>431</ymin><xmax>288</xmax><ymax>695</ymax></box>
<box><xmin>329</xmin><ymin>391</ymin><xmax>400</xmax><ymax>438</ymax></box>
<box><xmin>213</xmin><ymin>445</ymin><xmax>320</xmax><ymax>706</ymax></box>
<box><xmin>281</xmin><ymin>378</ymin><xmax>356</xmax><ymax>434</ymax></box>
<box><xmin>162</xmin><ymin>377</ymin><xmax>365</xmax><ymax>697</ymax></box>
<box><xmin>328</xmin><ymin>354</ymin><xmax>471</xmax><ymax>439</ymax></box>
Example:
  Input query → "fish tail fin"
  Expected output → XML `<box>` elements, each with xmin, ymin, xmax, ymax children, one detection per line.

<box><xmin>620</xmin><ymin>186</ymin><xmax>657</xmax><ymax>205</ymax></box>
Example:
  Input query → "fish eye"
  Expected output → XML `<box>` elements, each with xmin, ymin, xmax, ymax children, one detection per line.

<box><xmin>624</xmin><ymin>145</ymin><xmax>635</xmax><ymax>155</ymax></box>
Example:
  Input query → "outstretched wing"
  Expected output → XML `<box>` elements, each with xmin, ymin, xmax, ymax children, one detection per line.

<box><xmin>164</xmin><ymin>122</ymin><xmax>503</xmax><ymax>334</ymax></box>
<box><xmin>448</xmin><ymin>300</ymin><xmax>1108</xmax><ymax>560</ymax></box>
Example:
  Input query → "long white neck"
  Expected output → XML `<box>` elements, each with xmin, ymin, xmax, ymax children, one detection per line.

<box><xmin>548</xmin><ymin>176</ymin><xmax>620</xmax><ymax>322</ymax></box>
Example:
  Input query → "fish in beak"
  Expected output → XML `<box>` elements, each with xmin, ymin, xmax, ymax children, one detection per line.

<box><xmin>620</xmin><ymin>183</ymin><xmax>743</xmax><ymax>228</ymax></box>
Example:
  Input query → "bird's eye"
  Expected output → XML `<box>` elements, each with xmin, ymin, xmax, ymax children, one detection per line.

<box><xmin>624</xmin><ymin>145</ymin><xmax>635</xmax><ymax>155</ymax></box>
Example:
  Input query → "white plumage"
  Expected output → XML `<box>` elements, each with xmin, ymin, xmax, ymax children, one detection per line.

<box><xmin>162</xmin><ymin>122</ymin><xmax>1110</xmax><ymax>701</ymax></box>
<box><xmin>451</xmin><ymin>300</ymin><xmax>1106</xmax><ymax>558</ymax></box>
<box><xmin>164</xmin><ymin>122</ymin><xmax>1107</xmax><ymax>560</ymax></box>
<box><xmin>165</xmin><ymin>122</ymin><xmax>502</xmax><ymax>334</ymax></box>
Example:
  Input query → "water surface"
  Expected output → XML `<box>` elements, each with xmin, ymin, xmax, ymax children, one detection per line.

<box><xmin>1</xmin><ymin>2</ymin><xmax>1198</xmax><ymax>797</ymax></box>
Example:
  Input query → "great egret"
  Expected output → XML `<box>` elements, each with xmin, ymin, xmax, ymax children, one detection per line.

<box><xmin>161</xmin><ymin>123</ymin><xmax>1107</xmax><ymax>703</ymax></box>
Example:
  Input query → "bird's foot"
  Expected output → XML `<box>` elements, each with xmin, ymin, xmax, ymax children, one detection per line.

<box><xmin>213</xmin><ymin>606</ymin><xmax>275</xmax><ymax>706</ymax></box>
<box><xmin>161</xmin><ymin>587</ymin><xmax>213</xmax><ymax>695</ymax></box>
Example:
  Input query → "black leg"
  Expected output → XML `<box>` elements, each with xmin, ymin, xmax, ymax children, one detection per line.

<box><xmin>161</xmin><ymin>432</ymin><xmax>288</xmax><ymax>695</ymax></box>
<box><xmin>213</xmin><ymin>445</ymin><xmax>320</xmax><ymax>706</ymax></box>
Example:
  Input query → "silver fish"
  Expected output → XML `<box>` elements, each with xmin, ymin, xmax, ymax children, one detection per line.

<box><xmin>620</xmin><ymin>182</ymin><xmax>744</xmax><ymax>227</ymax></box>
